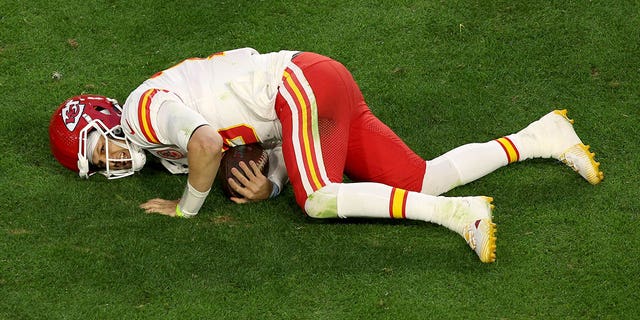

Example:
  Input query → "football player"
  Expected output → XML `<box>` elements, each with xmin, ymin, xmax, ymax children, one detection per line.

<box><xmin>49</xmin><ymin>48</ymin><xmax>603</xmax><ymax>263</ymax></box>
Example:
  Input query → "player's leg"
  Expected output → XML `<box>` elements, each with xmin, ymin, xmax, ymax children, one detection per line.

<box><xmin>343</xmin><ymin>106</ymin><xmax>427</xmax><ymax>191</ymax></box>
<box><xmin>512</xmin><ymin>110</ymin><xmax>603</xmax><ymax>184</ymax></box>
<box><xmin>304</xmin><ymin>183</ymin><xmax>496</xmax><ymax>262</ymax></box>
<box><xmin>275</xmin><ymin>53</ymin><xmax>349</xmax><ymax>208</ymax></box>
<box><xmin>420</xmin><ymin>110</ymin><xmax>604</xmax><ymax>195</ymax></box>
<box><xmin>276</xmin><ymin>53</ymin><xmax>496</xmax><ymax>262</ymax></box>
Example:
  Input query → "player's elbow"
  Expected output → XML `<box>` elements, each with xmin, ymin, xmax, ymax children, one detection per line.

<box><xmin>189</xmin><ymin>139</ymin><xmax>222</xmax><ymax>158</ymax></box>
<box><xmin>188</xmin><ymin>126</ymin><xmax>223</xmax><ymax>159</ymax></box>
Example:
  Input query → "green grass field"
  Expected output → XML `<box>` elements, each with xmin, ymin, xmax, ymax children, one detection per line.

<box><xmin>1</xmin><ymin>0</ymin><xmax>639</xmax><ymax>319</ymax></box>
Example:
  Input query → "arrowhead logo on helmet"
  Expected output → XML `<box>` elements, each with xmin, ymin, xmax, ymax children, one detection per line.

<box><xmin>61</xmin><ymin>100</ymin><xmax>85</xmax><ymax>132</ymax></box>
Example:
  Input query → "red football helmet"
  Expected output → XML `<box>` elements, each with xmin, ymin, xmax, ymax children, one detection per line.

<box><xmin>49</xmin><ymin>94</ymin><xmax>146</xmax><ymax>179</ymax></box>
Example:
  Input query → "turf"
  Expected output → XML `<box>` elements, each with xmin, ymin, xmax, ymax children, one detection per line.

<box><xmin>1</xmin><ymin>0</ymin><xmax>639</xmax><ymax>319</ymax></box>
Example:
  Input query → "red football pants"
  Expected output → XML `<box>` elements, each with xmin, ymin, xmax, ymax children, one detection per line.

<box><xmin>275</xmin><ymin>52</ymin><xmax>426</xmax><ymax>209</ymax></box>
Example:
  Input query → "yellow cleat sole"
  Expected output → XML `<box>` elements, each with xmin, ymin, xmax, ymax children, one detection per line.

<box><xmin>561</xmin><ymin>143</ymin><xmax>604</xmax><ymax>185</ymax></box>
<box><xmin>553</xmin><ymin>109</ymin><xmax>604</xmax><ymax>185</ymax></box>
<box><xmin>481</xmin><ymin>221</ymin><xmax>497</xmax><ymax>263</ymax></box>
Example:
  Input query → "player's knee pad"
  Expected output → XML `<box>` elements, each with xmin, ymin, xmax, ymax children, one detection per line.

<box><xmin>304</xmin><ymin>183</ymin><xmax>340</xmax><ymax>218</ymax></box>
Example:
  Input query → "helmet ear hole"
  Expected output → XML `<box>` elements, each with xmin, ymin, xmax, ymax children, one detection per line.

<box><xmin>111</xmin><ymin>127</ymin><xmax>124</xmax><ymax>138</ymax></box>
<box><xmin>93</xmin><ymin>106</ymin><xmax>112</xmax><ymax>115</ymax></box>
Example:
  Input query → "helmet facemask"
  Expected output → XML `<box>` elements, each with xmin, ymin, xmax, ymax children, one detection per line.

<box><xmin>77</xmin><ymin>119</ymin><xmax>146</xmax><ymax>179</ymax></box>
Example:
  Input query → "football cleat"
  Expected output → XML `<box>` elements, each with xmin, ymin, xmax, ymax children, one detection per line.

<box><xmin>443</xmin><ymin>196</ymin><xmax>494</xmax><ymax>238</ymax></box>
<box><xmin>449</xmin><ymin>196</ymin><xmax>495</xmax><ymax>263</ymax></box>
<box><xmin>464</xmin><ymin>218</ymin><xmax>497</xmax><ymax>263</ymax></box>
<box><xmin>465</xmin><ymin>196</ymin><xmax>494</xmax><ymax>221</ymax></box>
<box><xmin>559</xmin><ymin>143</ymin><xmax>604</xmax><ymax>185</ymax></box>
<box><xmin>552</xmin><ymin>110</ymin><xmax>604</xmax><ymax>185</ymax></box>
<box><xmin>520</xmin><ymin>109</ymin><xmax>603</xmax><ymax>184</ymax></box>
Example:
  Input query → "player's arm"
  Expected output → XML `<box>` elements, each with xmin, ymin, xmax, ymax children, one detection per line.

<box><xmin>139</xmin><ymin>97</ymin><xmax>222</xmax><ymax>217</ymax></box>
<box><xmin>186</xmin><ymin>125</ymin><xmax>222</xmax><ymax>192</ymax></box>
<box><xmin>140</xmin><ymin>126</ymin><xmax>222</xmax><ymax>217</ymax></box>
<box><xmin>177</xmin><ymin>124</ymin><xmax>223</xmax><ymax>216</ymax></box>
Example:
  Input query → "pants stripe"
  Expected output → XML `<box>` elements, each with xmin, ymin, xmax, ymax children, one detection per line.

<box><xmin>279</xmin><ymin>65</ymin><xmax>330</xmax><ymax>195</ymax></box>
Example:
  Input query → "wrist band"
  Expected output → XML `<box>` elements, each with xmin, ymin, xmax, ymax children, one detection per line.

<box><xmin>175</xmin><ymin>205</ymin><xmax>185</xmax><ymax>218</ymax></box>
<box><xmin>177</xmin><ymin>182</ymin><xmax>211</xmax><ymax>218</ymax></box>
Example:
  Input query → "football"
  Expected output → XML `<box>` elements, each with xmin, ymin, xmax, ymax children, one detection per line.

<box><xmin>219</xmin><ymin>143</ymin><xmax>269</xmax><ymax>198</ymax></box>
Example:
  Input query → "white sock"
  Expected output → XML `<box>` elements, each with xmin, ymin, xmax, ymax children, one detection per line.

<box><xmin>421</xmin><ymin>140</ymin><xmax>510</xmax><ymax>195</ymax></box>
<box><xmin>336</xmin><ymin>183</ymin><xmax>489</xmax><ymax>236</ymax></box>
<box><xmin>420</xmin><ymin>112</ymin><xmax>584</xmax><ymax>195</ymax></box>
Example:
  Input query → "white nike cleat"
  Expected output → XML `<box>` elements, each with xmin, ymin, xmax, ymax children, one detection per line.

<box><xmin>466</xmin><ymin>196</ymin><xmax>494</xmax><ymax>221</ymax></box>
<box><xmin>559</xmin><ymin>143</ymin><xmax>604</xmax><ymax>185</ymax></box>
<box><xmin>448</xmin><ymin>196</ymin><xmax>496</xmax><ymax>263</ymax></box>
<box><xmin>464</xmin><ymin>218</ymin><xmax>497</xmax><ymax>263</ymax></box>
<box><xmin>552</xmin><ymin>110</ymin><xmax>604</xmax><ymax>184</ymax></box>
<box><xmin>441</xmin><ymin>196</ymin><xmax>494</xmax><ymax>238</ymax></box>
<box><xmin>518</xmin><ymin>109</ymin><xmax>604</xmax><ymax>184</ymax></box>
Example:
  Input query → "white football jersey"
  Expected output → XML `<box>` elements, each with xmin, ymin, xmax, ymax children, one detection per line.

<box><xmin>121</xmin><ymin>48</ymin><xmax>297</xmax><ymax>173</ymax></box>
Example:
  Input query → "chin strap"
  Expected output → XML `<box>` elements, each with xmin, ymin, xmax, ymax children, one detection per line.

<box><xmin>77</xmin><ymin>158</ymin><xmax>91</xmax><ymax>178</ymax></box>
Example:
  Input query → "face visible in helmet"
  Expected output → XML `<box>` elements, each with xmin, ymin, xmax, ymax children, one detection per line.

<box><xmin>49</xmin><ymin>94</ymin><xmax>146</xmax><ymax>179</ymax></box>
<box><xmin>91</xmin><ymin>135</ymin><xmax>134</xmax><ymax>171</ymax></box>
<box><xmin>78</xmin><ymin>118</ymin><xmax>147</xmax><ymax>179</ymax></box>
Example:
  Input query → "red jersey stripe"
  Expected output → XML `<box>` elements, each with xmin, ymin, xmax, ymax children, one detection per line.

<box><xmin>137</xmin><ymin>89</ymin><xmax>163</xmax><ymax>144</ymax></box>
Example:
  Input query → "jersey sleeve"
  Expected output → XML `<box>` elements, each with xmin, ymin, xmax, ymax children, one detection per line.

<box><xmin>123</xmin><ymin>88</ymin><xmax>209</xmax><ymax>152</ymax></box>
<box><xmin>156</xmin><ymin>99</ymin><xmax>209</xmax><ymax>151</ymax></box>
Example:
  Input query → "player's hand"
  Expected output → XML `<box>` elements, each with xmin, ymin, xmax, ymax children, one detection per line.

<box><xmin>228</xmin><ymin>160</ymin><xmax>272</xmax><ymax>204</ymax></box>
<box><xmin>140</xmin><ymin>198</ymin><xmax>180</xmax><ymax>216</ymax></box>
